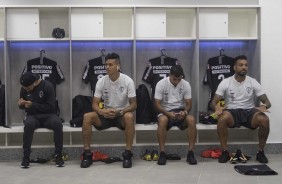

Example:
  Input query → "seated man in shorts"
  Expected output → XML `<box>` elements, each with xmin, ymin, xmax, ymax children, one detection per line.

<box><xmin>154</xmin><ymin>65</ymin><xmax>197</xmax><ymax>165</ymax></box>
<box><xmin>80</xmin><ymin>53</ymin><xmax>137</xmax><ymax>168</ymax></box>
<box><xmin>210</xmin><ymin>55</ymin><xmax>271</xmax><ymax>163</ymax></box>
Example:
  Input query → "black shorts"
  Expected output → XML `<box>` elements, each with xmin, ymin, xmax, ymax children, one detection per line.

<box><xmin>94</xmin><ymin>115</ymin><xmax>125</xmax><ymax>131</ymax></box>
<box><xmin>158</xmin><ymin>108</ymin><xmax>187</xmax><ymax>130</ymax></box>
<box><xmin>225</xmin><ymin>108</ymin><xmax>259</xmax><ymax>129</ymax></box>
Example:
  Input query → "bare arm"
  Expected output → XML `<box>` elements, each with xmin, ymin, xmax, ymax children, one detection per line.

<box><xmin>122</xmin><ymin>97</ymin><xmax>137</xmax><ymax>114</ymax></box>
<box><xmin>210</xmin><ymin>94</ymin><xmax>225</xmax><ymax>115</ymax></box>
<box><xmin>154</xmin><ymin>98</ymin><xmax>177</xmax><ymax>120</ymax></box>
<box><xmin>257</xmin><ymin>94</ymin><xmax>271</xmax><ymax>112</ymax></box>
<box><xmin>176</xmin><ymin>98</ymin><xmax>193</xmax><ymax>121</ymax></box>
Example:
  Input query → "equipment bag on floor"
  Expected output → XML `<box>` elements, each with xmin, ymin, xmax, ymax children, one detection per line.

<box><xmin>234</xmin><ymin>164</ymin><xmax>278</xmax><ymax>175</ymax></box>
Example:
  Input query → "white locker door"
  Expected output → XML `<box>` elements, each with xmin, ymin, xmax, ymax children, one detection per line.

<box><xmin>199</xmin><ymin>8</ymin><xmax>228</xmax><ymax>38</ymax></box>
<box><xmin>71</xmin><ymin>8</ymin><xmax>103</xmax><ymax>39</ymax></box>
<box><xmin>0</xmin><ymin>9</ymin><xmax>4</xmax><ymax>38</ymax></box>
<box><xmin>7</xmin><ymin>8</ymin><xmax>40</xmax><ymax>39</ymax></box>
<box><xmin>135</xmin><ymin>8</ymin><xmax>166</xmax><ymax>38</ymax></box>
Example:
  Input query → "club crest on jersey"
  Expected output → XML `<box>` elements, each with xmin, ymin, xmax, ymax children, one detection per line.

<box><xmin>39</xmin><ymin>91</ymin><xmax>44</xmax><ymax>98</ymax></box>
<box><xmin>246</xmin><ymin>87</ymin><xmax>251</xmax><ymax>93</ymax></box>
<box><xmin>178</xmin><ymin>88</ymin><xmax>183</xmax><ymax>94</ymax></box>
<box><xmin>119</xmin><ymin>86</ymin><xmax>124</xmax><ymax>93</ymax></box>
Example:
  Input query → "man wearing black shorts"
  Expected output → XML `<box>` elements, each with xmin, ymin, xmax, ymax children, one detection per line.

<box><xmin>210</xmin><ymin>55</ymin><xmax>271</xmax><ymax>163</ymax></box>
<box><xmin>154</xmin><ymin>65</ymin><xmax>197</xmax><ymax>165</ymax></box>
<box><xmin>80</xmin><ymin>53</ymin><xmax>137</xmax><ymax>168</ymax></box>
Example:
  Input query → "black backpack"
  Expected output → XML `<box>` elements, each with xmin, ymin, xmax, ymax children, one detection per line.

<box><xmin>70</xmin><ymin>95</ymin><xmax>93</xmax><ymax>127</ymax></box>
<box><xmin>52</xmin><ymin>28</ymin><xmax>65</xmax><ymax>39</ymax></box>
<box><xmin>136</xmin><ymin>84</ymin><xmax>152</xmax><ymax>124</ymax></box>
<box><xmin>0</xmin><ymin>81</ymin><xmax>5</xmax><ymax>126</ymax></box>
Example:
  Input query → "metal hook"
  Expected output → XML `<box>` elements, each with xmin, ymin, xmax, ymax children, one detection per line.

<box><xmin>100</xmin><ymin>48</ymin><xmax>106</xmax><ymax>56</ymax></box>
<box><xmin>160</xmin><ymin>48</ymin><xmax>166</xmax><ymax>56</ymax></box>
<box><xmin>219</xmin><ymin>48</ymin><xmax>224</xmax><ymax>56</ymax></box>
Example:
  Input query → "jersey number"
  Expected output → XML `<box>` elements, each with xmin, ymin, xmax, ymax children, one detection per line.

<box><xmin>218</xmin><ymin>74</ymin><xmax>225</xmax><ymax>80</ymax></box>
<box><xmin>159</xmin><ymin>74</ymin><xmax>167</xmax><ymax>79</ymax></box>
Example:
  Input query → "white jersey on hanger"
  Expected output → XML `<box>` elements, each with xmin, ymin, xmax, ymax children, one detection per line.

<box><xmin>216</xmin><ymin>75</ymin><xmax>264</xmax><ymax>109</ymax></box>
<box><xmin>94</xmin><ymin>73</ymin><xmax>136</xmax><ymax>110</ymax></box>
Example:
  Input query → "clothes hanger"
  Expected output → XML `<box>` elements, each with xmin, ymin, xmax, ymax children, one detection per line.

<box><xmin>219</xmin><ymin>48</ymin><xmax>225</xmax><ymax>57</ymax></box>
<box><xmin>100</xmin><ymin>48</ymin><xmax>106</xmax><ymax>64</ymax></box>
<box><xmin>160</xmin><ymin>48</ymin><xmax>168</xmax><ymax>64</ymax></box>
<box><xmin>40</xmin><ymin>49</ymin><xmax>45</xmax><ymax>65</ymax></box>
<box><xmin>218</xmin><ymin>48</ymin><xmax>225</xmax><ymax>64</ymax></box>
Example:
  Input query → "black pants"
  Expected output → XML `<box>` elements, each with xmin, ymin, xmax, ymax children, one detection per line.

<box><xmin>23</xmin><ymin>114</ymin><xmax>63</xmax><ymax>158</ymax></box>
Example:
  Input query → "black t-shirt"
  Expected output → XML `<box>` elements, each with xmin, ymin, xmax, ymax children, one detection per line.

<box><xmin>203</xmin><ymin>55</ymin><xmax>235</xmax><ymax>99</ymax></box>
<box><xmin>19</xmin><ymin>80</ymin><xmax>56</xmax><ymax>115</ymax></box>
<box><xmin>82</xmin><ymin>57</ymin><xmax>106</xmax><ymax>95</ymax></box>
<box><xmin>142</xmin><ymin>57</ymin><xmax>179</xmax><ymax>96</ymax></box>
<box><xmin>22</xmin><ymin>57</ymin><xmax>65</xmax><ymax>91</ymax></box>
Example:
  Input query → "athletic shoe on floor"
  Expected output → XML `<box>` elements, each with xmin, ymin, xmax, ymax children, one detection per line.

<box><xmin>151</xmin><ymin>150</ymin><xmax>159</xmax><ymax>161</ymax></box>
<box><xmin>256</xmin><ymin>150</ymin><xmax>268</xmax><ymax>163</ymax></box>
<box><xmin>186</xmin><ymin>151</ymin><xmax>197</xmax><ymax>165</ymax></box>
<box><xmin>235</xmin><ymin>149</ymin><xmax>247</xmax><ymax>163</ymax></box>
<box><xmin>21</xmin><ymin>157</ymin><xmax>30</xmax><ymax>169</ymax></box>
<box><xmin>122</xmin><ymin>150</ymin><xmax>133</xmax><ymax>168</ymax></box>
<box><xmin>55</xmin><ymin>154</ymin><xmax>65</xmax><ymax>167</ymax></box>
<box><xmin>201</xmin><ymin>149</ymin><xmax>213</xmax><ymax>158</ymax></box>
<box><xmin>92</xmin><ymin>151</ymin><xmax>109</xmax><ymax>161</ymax></box>
<box><xmin>229</xmin><ymin>153</ymin><xmax>238</xmax><ymax>164</ymax></box>
<box><xmin>157</xmin><ymin>151</ymin><xmax>166</xmax><ymax>165</ymax></box>
<box><xmin>80</xmin><ymin>150</ymin><xmax>93</xmax><ymax>168</ymax></box>
<box><xmin>218</xmin><ymin>150</ymin><xmax>230</xmax><ymax>163</ymax></box>
<box><xmin>210</xmin><ymin>149</ymin><xmax>222</xmax><ymax>159</ymax></box>
<box><xmin>142</xmin><ymin>149</ymin><xmax>152</xmax><ymax>161</ymax></box>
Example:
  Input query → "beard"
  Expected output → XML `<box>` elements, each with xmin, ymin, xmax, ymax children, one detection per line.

<box><xmin>238</xmin><ymin>71</ymin><xmax>247</xmax><ymax>76</ymax></box>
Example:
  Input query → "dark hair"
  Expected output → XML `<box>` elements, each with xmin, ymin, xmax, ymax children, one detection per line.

<box><xmin>105</xmin><ymin>52</ymin><xmax>120</xmax><ymax>63</ymax></box>
<box><xmin>234</xmin><ymin>55</ymin><xmax>248</xmax><ymax>64</ymax></box>
<box><xmin>170</xmin><ymin>65</ymin><xmax>184</xmax><ymax>78</ymax></box>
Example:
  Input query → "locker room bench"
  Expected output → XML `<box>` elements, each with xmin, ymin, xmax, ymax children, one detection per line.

<box><xmin>0</xmin><ymin>123</ymin><xmax>255</xmax><ymax>148</ymax></box>
<box><xmin>0</xmin><ymin>123</ymin><xmax>180</xmax><ymax>147</ymax></box>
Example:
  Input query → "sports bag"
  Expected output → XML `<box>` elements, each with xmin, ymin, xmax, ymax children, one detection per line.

<box><xmin>234</xmin><ymin>164</ymin><xmax>278</xmax><ymax>175</ymax></box>
<box><xmin>70</xmin><ymin>95</ymin><xmax>93</xmax><ymax>127</ymax></box>
<box><xmin>52</xmin><ymin>28</ymin><xmax>65</xmax><ymax>39</ymax></box>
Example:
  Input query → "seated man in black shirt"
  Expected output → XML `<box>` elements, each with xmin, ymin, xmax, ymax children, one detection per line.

<box><xmin>18</xmin><ymin>72</ymin><xmax>64</xmax><ymax>168</ymax></box>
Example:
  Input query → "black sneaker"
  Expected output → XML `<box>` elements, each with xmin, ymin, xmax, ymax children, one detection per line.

<box><xmin>218</xmin><ymin>150</ymin><xmax>230</xmax><ymax>163</ymax></box>
<box><xmin>256</xmin><ymin>150</ymin><xmax>268</xmax><ymax>163</ymax></box>
<box><xmin>157</xmin><ymin>151</ymin><xmax>166</xmax><ymax>165</ymax></box>
<box><xmin>186</xmin><ymin>151</ymin><xmax>197</xmax><ymax>165</ymax></box>
<box><xmin>80</xmin><ymin>150</ymin><xmax>93</xmax><ymax>168</ymax></box>
<box><xmin>55</xmin><ymin>154</ymin><xmax>65</xmax><ymax>167</ymax></box>
<box><xmin>21</xmin><ymin>157</ymin><xmax>30</xmax><ymax>169</ymax></box>
<box><xmin>122</xmin><ymin>150</ymin><xmax>133</xmax><ymax>168</ymax></box>
<box><xmin>235</xmin><ymin>149</ymin><xmax>247</xmax><ymax>163</ymax></box>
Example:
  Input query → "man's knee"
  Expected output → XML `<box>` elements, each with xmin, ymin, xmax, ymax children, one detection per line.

<box><xmin>158</xmin><ymin>116</ymin><xmax>168</xmax><ymax>129</ymax></box>
<box><xmin>83</xmin><ymin>112</ymin><xmax>97</xmax><ymax>125</ymax></box>
<box><xmin>24</xmin><ymin>119</ymin><xmax>37</xmax><ymax>130</ymax></box>
<box><xmin>186</xmin><ymin>115</ymin><xmax>196</xmax><ymax>126</ymax></box>
<box><xmin>256</xmin><ymin>113</ymin><xmax>270</xmax><ymax>127</ymax></box>
<box><xmin>123</xmin><ymin>112</ymin><xmax>134</xmax><ymax>122</ymax></box>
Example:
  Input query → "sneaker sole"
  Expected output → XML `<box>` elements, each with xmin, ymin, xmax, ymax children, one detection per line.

<box><xmin>21</xmin><ymin>165</ymin><xmax>30</xmax><ymax>169</ymax></box>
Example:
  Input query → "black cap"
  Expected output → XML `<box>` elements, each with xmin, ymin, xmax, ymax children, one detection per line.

<box><xmin>20</xmin><ymin>72</ymin><xmax>36</xmax><ymax>87</ymax></box>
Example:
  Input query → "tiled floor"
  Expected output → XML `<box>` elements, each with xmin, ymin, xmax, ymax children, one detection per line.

<box><xmin>0</xmin><ymin>154</ymin><xmax>281</xmax><ymax>184</ymax></box>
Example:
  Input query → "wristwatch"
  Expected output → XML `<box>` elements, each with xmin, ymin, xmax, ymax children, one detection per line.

<box><xmin>119</xmin><ymin>110</ymin><xmax>124</xmax><ymax>116</ymax></box>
